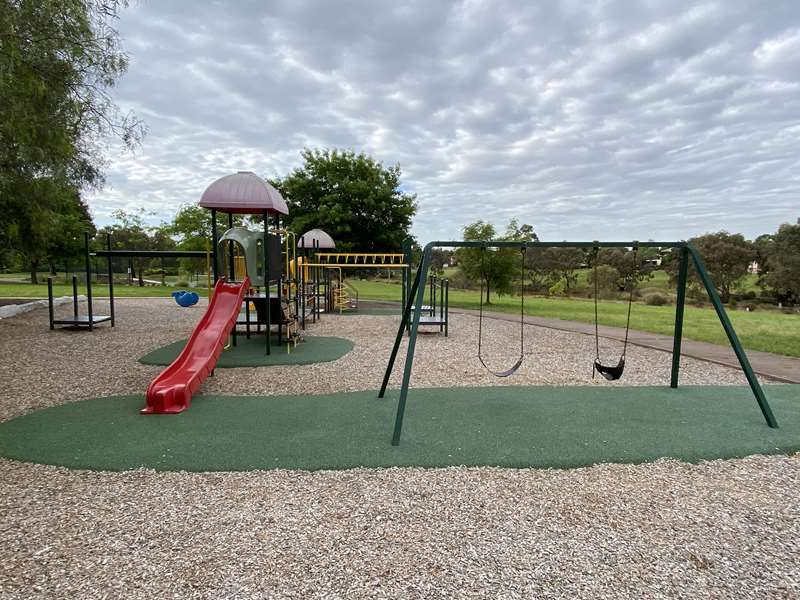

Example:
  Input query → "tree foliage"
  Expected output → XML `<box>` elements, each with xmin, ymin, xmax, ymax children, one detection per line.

<box><xmin>272</xmin><ymin>148</ymin><xmax>417</xmax><ymax>251</ymax></box>
<box><xmin>528</xmin><ymin>247</ymin><xmax>585</xmax><ymax>293</ymax></box>
<box><xmin>97</xmin><ymin>209</ymin><xmax>175</xmax><ymax>284</ymax></box>
<box><xmin>760</xmin><ymin>220</ymin><xmax>800</xmax><ymax>304</ymax></box>
<box><xmin>666</xmin><ymin>231</ymin><xmax>753</xmax><ymax>302</ymax></box>
<box><xmin>455</xmin><ymin>220</ymin><xmax>532</xmax><ymax>303</ymax></box>
<box><xmin>0</xmin><ymin>0</ymin><xmax>143</xmax><ymax>272</ymax></box>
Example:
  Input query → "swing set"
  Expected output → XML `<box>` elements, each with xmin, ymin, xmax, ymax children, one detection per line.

<box><xmin>475</xmin><ymin>243</ymin><xmax>639</xmax><ymax>380</ymax></box>
<box><xmin>379</xmin><ymin>240</ymin><xmax>779</xmax><ymax>446</ymax></box>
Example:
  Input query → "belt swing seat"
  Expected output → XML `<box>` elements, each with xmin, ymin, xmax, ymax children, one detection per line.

<box><xmin>592</xmin><ymin>243</ymin><xmax>639</xmax><ymax>381</ymax></box>
<box><xmin>477</xmin><ymin>247</ymin><xmax>526</xmax><ymax>378</ymax></box>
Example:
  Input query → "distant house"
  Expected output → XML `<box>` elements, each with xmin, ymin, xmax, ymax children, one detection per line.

<box><xmin>747</xmin><ymin>261</ymin><xmax>760</xmax><ymax>275</ymax></box>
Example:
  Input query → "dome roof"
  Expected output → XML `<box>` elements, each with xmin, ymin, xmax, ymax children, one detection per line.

<box><xmin>297</xmin><ymin>228</ymin><xmax>336</xmax><ymax>249</ymax></box>
<box><xmin>198</xmin><ymin>171</ymin><xmax>288</xmax><ymax>215</ymax></box>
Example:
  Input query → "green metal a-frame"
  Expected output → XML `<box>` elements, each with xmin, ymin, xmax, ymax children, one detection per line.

<box><xmin>379</xmin><ymin>240</ymin><xmax>778</xmax><ymax>446</ymax></box>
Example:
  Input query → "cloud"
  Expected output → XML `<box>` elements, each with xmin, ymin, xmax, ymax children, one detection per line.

<box><xmin>88</xmin><ymin>0</ymin><xmax>800</xmax><ymax>243</ymax></box>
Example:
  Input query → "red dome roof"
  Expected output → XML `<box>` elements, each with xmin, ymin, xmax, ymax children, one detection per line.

<box><xmin>198</xmin><ymin>171</ymin><xmax>288</xmax><ymax>215</ymax></box>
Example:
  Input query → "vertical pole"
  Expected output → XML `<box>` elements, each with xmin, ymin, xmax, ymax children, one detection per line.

<box><xmin>401</xmin><ymin>263</ymin><xmax>407</xmax><ymax>318</ymax></box>
<box><xmin>72</xmin><ymin>275</ymin><xmax>79</xmax><ymax>318</ymax></box>
<box><xmin>444</xmin><ymin>279</ymin><xmax>449</xmax><ymax>337</ymax></box>
<box><xmin>106</xmin><ymin>233</ymin><xmax>115</xmax><ymax>327</ymax></box>
<box><xmin>230</xmin><ymin>213</ymin><xmax>238</xmax><ymax>347</ymax></box>
<box><xmin>313</xmin><ymin>239</ymin><xmax>319</xmax><ymax>321</ymax></box>
<box><xmin>84</xmin><ymin>232</ymin><xmax>93</xmax><ymax>331</ymax></box>
<box><xmin>47</xmin><ymin>277</ymin><xmax>55</xmax><ymax>330</ymax></box>
<box><xmin>439</xmin><ymin>280</ymin><xmax>444</xmax><ymax>333</ymax></box>
<box><xmin>211</xmin><ymin>209</ymin><xmax>219</xmax><ymax>283</ymax></box>
<box><xmin>264</xmin><ymin>210</ymin><xmax>271</xmax><ymax>355</ymax></box>
<box><xmin>230</xmin><ymin>215</ymin><xmax>238</xmax><ymax>347</ymax></box>
<box><xmin>227</xmin><ymin>212</ymin><xmax>235</xmax><ymax>280</ymax></box>
<box><xmin>301</xmin><ymin>241</ymin><xmax>306</xmax><ymax>330</ymax></box>
<box><xmin>379</xmin><ymin>257</ymin><xmax>425</xmax><ymax>398</ymax></box>
<box><xmin>391</xmin><ymin>247</ymin><xmax>432</xmax><ymax>445</ymax></box>
<box><xmin>687</xmin><ymin>244</ymin><xmax>777</xmax><ymax>428</ymax></box>
<box><xmin>245</xmin><ymin>300</ymin><xmax>251</xmax><ymax>339</ymax></box>
<box><xmin>670</xmin><ymin>246</ymin><xmax>688</xmax><ymax>388</ymax></box>
<box><xmin>428</xmin><ymin>274</ymin><xmax>433</xmax><ymax>315</ymax></box>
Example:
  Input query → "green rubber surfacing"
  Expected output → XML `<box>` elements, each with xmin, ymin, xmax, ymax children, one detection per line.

<box><xmin>0</xmin><ymin>385</ymin><xmax>797</xmax><ymax>472</ymax></box>
<box><xmin>139</xmin><ymin>334</ymin><xmax>353</xmax><ymax>367</ymax></box>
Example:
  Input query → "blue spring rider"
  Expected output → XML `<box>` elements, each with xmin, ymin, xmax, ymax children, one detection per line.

<box><xmin>172</xmin><ymin>290</ymin><xmax>199</xmax><ymax>307</ymax></box>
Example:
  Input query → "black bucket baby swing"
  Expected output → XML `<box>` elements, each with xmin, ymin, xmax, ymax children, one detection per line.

<box><xmin>476</xmin><ymin>243</ymin><xmax>640</xmax><ymax>381</ymax></box>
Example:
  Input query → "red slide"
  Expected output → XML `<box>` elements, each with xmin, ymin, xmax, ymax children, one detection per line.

<box><xmin>141</xmin><ymin>277</ymin><xmax>249</xmax><ymax>414</ymax></box>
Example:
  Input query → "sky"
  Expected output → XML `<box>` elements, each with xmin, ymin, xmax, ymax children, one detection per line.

<box><xmin>90</xmin><ymin>0</ymin><xmax>800</xmax><ymax>243</ymax></box>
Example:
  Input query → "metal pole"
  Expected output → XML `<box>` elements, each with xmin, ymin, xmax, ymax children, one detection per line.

<box><xmin>227</xmin><ymin>212</ymin><xmax>235</xmax><ymax>280</ymax></box>
<box><xmin>378</xmin><ymin>258</ymin><xmax>426</xmax><ymax>399</ymax></box>
<box><xmin>230</xmin><ymin>212</ymin><xmax>238</xmax><ymax>348</ymax></box>
<box><xmin>47</xmin><ymin>277</ymin><xmax>55</xmax><ymax>329</ymax></box>
<box><xmin>444</xmin><ymin>279</ymin><xmax>449</xmax><ymax>337</ymax></box>
<box><xmin>264</xmin><ymin>210</ymin><xmax>271</xmax><ymax>355</ymax></box>
<box><xmin>84</xmin><ymin>232</ymin><xmax>93</xmax><ymax>331</ymax></box>
<box><xmin>687</xmin><ymin>244</ymin><xmax>778</xmax><ymax>428</ymax></box>
<box><xmin>72</xmin><ymin>275</ymin><xmax>78</xmax><ymax>319</ymax></box>
<box><xmin>211</xmin><ymin>209</ymin><xmax>219</xmax><ymax>283</ymax></box>
<box><xmin>390</xmin><ymin>246</ymin><xmax>432</xmax><ymax>445</ymax></box>
<box><xmin>313</xmin><ymin>239</ymin><xmax>319</xmax><ymax>322</ymax></box>
<box><xmin>106</xmin><ymin>233</ymin><xmax>115</xmax><ymax>326</ymax></box>
<box><xmin>439</xmin><ymin>279</ymin><xmax>444</xmax><ymax>333</ymax></box>
<box><xmin>301</xmin><ymin>240</ymin><xmax>306</xmax><ymax>330</ymax></box>
<box><xmin>670</xmin><ymin>247</ymin><xmax>688</xmax><ymax>387</ymax></box>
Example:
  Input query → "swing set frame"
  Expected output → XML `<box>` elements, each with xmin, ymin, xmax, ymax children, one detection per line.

<box><xmin>379</xmin><ymin>240</ymin><xmax>779</xmax><ymax>446</ymax></box>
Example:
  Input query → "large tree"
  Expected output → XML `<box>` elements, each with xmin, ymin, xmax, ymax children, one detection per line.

<box><xmin>456</xmin><ymin>220</ymin><xmax>531</xmax><ymax>303</ymax></box>
<box><xmin>761</xmin><ymin>220</ymin><xmax>800</xmax><ymax>304</ymax></box>
<box><xmin>0</xmin><ymin>0</ymin><xmax>143</xmax><ymax>270</ymax></box>
<box><xmin>666</xmin><ymin>231</ymin><xmax>753</xmax><ymax>302</ymax></box>
<box><xmin>14</xmin><ymin>178</ymin><xmax>95</xmax><ymax>282</ymax></box>
<box><xmin>272</xmin><ymin>148</ymin><xmax>417</xmax><ymax>251</ymax></box>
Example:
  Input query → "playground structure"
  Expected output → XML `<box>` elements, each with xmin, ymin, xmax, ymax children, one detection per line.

<box><xmin>139</xmin><ymin>171</ymin><xmax>290</xmax><ymax>413</ymax></box>
<box><xmin>380</xmin><ymin>240</ymin><xmax>779</xmax><ymax>445</ymax></box>
<box><xmin>47</xmin><ymin>232</ymin><xmax>113</xmax><ymax>330</ymax></box>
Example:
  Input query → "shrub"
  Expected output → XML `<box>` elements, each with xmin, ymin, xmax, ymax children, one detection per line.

<box><xmin>175</xmin><ymin>280</ymin><xmax>190</xmax><ymax>287</ymax></box>
<box><xmin>643</xmin><ymin>292</ymin><xmax>670</xmax><ymax>306</ymax></box>
<box><xmin>548</xmin><ymin>279</ymin><xmax>567</xmax><ymax>297</ymax></box>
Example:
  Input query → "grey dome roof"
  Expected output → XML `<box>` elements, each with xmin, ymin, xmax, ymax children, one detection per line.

<box><xmin>198</xmin><ymin>171</ymin><xmax>288</xmax><ymax>215</ymax></box>
<box><xmin>297</xmin><ymin>228</ymin><xmax>336</xmax><ymax>249</ymax></box>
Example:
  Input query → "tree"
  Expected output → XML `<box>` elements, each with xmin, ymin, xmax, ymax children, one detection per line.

<box><xmin>455</xmin><ymin>220</ymin><xmax>522</xmax><ymax>304</ymax></box>
<box><xmin>14</xmin><ymin>178</ymin><xmax>95</xmax><ymax>282</ymax></box>
<box><xmin>588</xmin><ymin>264</ymin><xmax>621</xmax><ymax>298</ymax></box>
<box><xmin>0</xmin><ymin>0</ymin><xmax>144</xmax><ymax>268</ymax></box>
<box><xmin>272</xmin><ymin>148</ymin><xmax>417</xmax><ymax>251</ymax></box>
<box><xmin>596</xmin><ymin>247</ymin><xmax>654</xmax><ymax>289</ymax></box>
<box><xmin>159</xmin><ymin>204</ymin><xmax>244</xmax><ymax>275</ymax></box>
<box><xmin>529</xmin><ymin>247</ymin><xmax>585</xmax><ymax>294</ymax></box>
<box><xmin>761</xmin><ymin>221</ymin><xmax>800</xmax><ymax>304</ymax></box>
<box><xmin>98</xmin><ymin>209</ymin><xmax>175</xmax><ymax>285</ymax></box>
<box><xmin>666</xmin><ymin>231</ymin><xmax>753</xmax><ymax>302</ymax></box>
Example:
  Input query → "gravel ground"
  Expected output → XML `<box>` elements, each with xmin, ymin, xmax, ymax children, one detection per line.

<box><xmin>0</xmin><ymin>298</ymin><xmax>798</xmax><ymax>599</ymax></box>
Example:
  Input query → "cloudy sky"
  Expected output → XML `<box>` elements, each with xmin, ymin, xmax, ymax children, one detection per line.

<box><xmin>91</xmin><ymin>0</ymin><xmax>800</xmax><ymax>243</ymax></box>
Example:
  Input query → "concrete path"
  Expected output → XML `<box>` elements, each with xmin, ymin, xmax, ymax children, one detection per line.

<box><xmin>364</xmin><ymin>301</ymin><xmax>800</xmax><ymax>384</ymax></box>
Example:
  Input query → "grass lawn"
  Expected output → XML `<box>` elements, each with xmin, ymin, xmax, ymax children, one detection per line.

<box><xmin>0</xmin><ymin>280</ymin><xmax>209</xmax><ymax>298</ymax></box>
<box><xmin>348</xmin><ymin>278</ymin><xmax>800</xmax><ymax>358</ymax></box>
